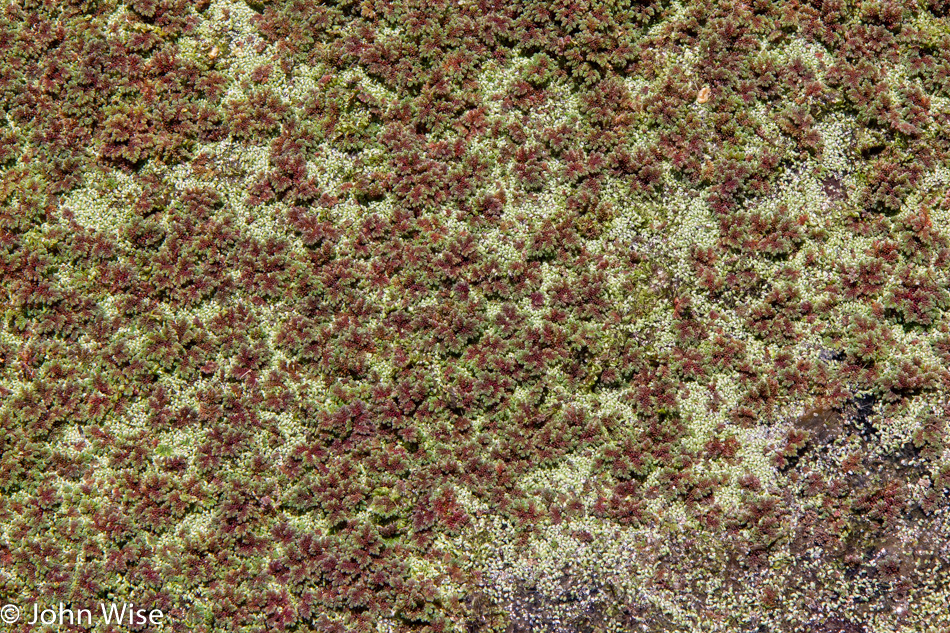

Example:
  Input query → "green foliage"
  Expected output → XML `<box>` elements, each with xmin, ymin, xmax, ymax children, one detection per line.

<box><xmin>3</xmin><ymin>0</ymin><xmax>950</xmax><ymax>631</ymax></box>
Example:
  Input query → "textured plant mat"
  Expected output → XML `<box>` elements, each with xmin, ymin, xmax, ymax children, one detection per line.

<box><xmin>3</xmin><ymin>0</ymin><xmax>950</xmax><ymax>631</ymax></box>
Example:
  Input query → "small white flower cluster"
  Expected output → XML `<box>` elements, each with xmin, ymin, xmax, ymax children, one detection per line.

<box><xmin>157</xmin><ymin>426</ymin><xmax>203</xmax><ymax>462</ymax></box>
<box><xmin>268</xmin><ymin>410</ymin><xmax>306</xmax><ymax>456</ymax></box>
<box><xmin>285</xmin><ymin>511</ymin><xmax>331</xmax><ymax>538</ymax></box>
<box><xmin>815</xmin><ymin>113</ymin><xmax>858</xmax><ymax>177</ymax></box>
<box><xmin>769</xmin><ymin>36</ymin><xmax>830</xmax><ymax>78</ymax></box>
<box><xmin>456</xmin><ymin>510</ymin><xmax>675</xmax><ymax>632</ymax></box>
<box><xmin>476</xmin><ymin>60</ymin><xmax>518</xmax><ymax>117</ymax></box>
<box><xmin>58</xmin><ymin>424</ymin><xmax>87</xmax><ymax>454</ymax></box>
<box><xmin>905</xmin><ymin>165</ymin><xmax>950</xmax><ymax>219</ymax></box>
<box><xmin>176</xmin><ymin>508</ymin><xmax>216</xmax><ymax>541</ymax></box>
<box><xmin>168</xmin><ymin>138</ymin><xmax>259</xmax><ymax>200</ymax></box>
<box><xmin>0</xmin><ymin>319</ymin><xmax>22</xmax><ymax>349</ymax></box>
<box><xmin>475</xmin><ymin>227</ymin><xmax>520</xmax><ymax>268</ymax></box>
<box><xmin>61</xmin><ymin>168</ymin><xmax>139</xmax><ymax>236</ymax></box>
<box><xmin>367</xmin><ymin>355</ymin><xmax>395</xmax><ymax>384</ymax></box>
<box><xmin>244</xmin><ymin>202</ymin><xmax>294</xmax><ymax>246</ymax></box>
<box><xmin>214</xmin><ymin>0</ymin><xmax>278</xmax><ymax>83</ymax></box>
<box><xmin>283</xmin><ymin>61</ymin><xmax>326</xmax><ymax>107</ymax></box>
<box><xmin>123</xmin><ymin>396</ymin><xmax>152</xmax><ymax>430</ymax></box>
<box><xmin>523</xmin><ymin>80</ymin><xmax>581</xmax><ymax>137</ymax></box>
<box><xmin>181</xmin><ymin>297</ymin><xmax>225</xmax><ymax>326</ymax></box>
<box><xmin>603</xmin><ymin>176</ymin><xmax>653</xmax><ymax>236</ymax></box>
<box><xmin>453</xmin><ymin>484</ymin><xmax>490</xmax><ymax>516</ymax></box>
<box><xmin>518</xmin><ymin>453</ymin><xmax>597</xmax><ymax>501</ymax></box>
<box><xmin>678</xmin><ymin>386</ymin><xmax>723</xmax><ymax>454</ymax></box>
<box><xmin>878</xmin><ymin>392</ymin><xmax>944</xmax><ymax>454</ymax></box>
<box><xmin>665</xmin><ymin>181</ymin><xmax>720</xmax><ymax>256</ymax></box>
<box><xmin>406</xmin><ymin>550</ymin><xmax>454</xmax><ymax>591</ymax></box>
<box><xmin>101</xmin><ymin>3</ymin><xmax>129</xmax><ymax>33</ymax></box>
<box><xmin>748</xmin><ymin>102</ymin><xmax>793</xmax><ymax>153</ymax></box>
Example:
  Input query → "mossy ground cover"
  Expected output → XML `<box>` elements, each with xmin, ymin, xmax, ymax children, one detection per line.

<box><xmin>3</xmin><ymin>0</ymin><xmax>950</xmax><ymax>631</ymax></box>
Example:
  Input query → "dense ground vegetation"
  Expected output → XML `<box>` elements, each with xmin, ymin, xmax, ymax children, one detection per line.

<box><xmin>3</xmin><ymin>0</ymin><xmax>950</xmax><ymax>631</ymax></box>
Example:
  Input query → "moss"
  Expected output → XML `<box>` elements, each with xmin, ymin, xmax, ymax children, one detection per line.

<box><xmin>5</xmin><ymin>0</ymin><xmax>950</xmax><ymax>631</ymax></box>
